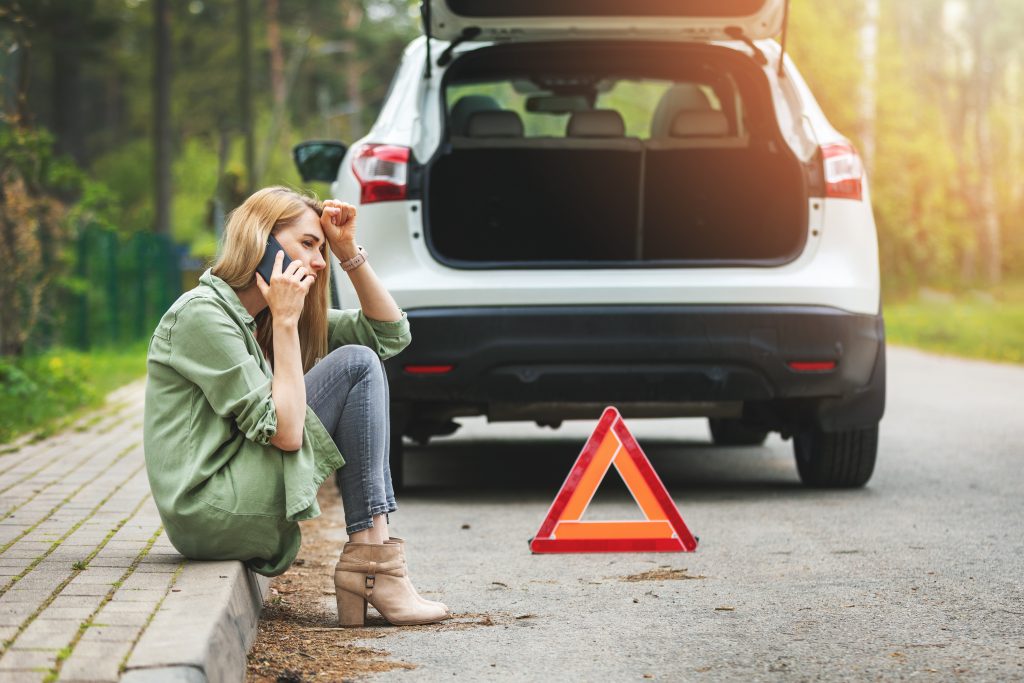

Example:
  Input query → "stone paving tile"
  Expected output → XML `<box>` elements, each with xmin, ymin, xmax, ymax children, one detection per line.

<box><xmin>0</xmin><ymin>670</ymin><xmax>48</xmax><ymax>683</ymax></box>
<box><xmin>108</xmin><ymin>590</ymin><xmax>166</xmax><ymax>605</ymax></box>
<box><xmin>75</xmin><ymin>557</ymin><xmax>133</xmax><ymax>569</ymax></box>
<box><xmin>75</xmin><ymin>625</ymin><xmax>139</xmax><ymax>643</ymax></box>
<box><xmin>123</xmin><ymin>563</ymin><xmax>177</xmax><ymax>574</ymax></box>
<box><xmin>89</xmin><ymin>608</ymin><xmax>148</xmax><ymax>627</ymax></box>
<box><xmin>0</xmin><ymin>381</ymin><xmax>237</xmax><ymax>682</ymax></box>
<box><xmin>46</xmin><ymin>596</ymin><xmax>102</xmax><ymax>610</ymax></box>
<box><xmin>0</xmin><ymin>604</ymin><xmax>35</xmax><ymax>627</ymax></box>
<box><xmin>15</xmin><ymin>620</ymin><xmax>80</xmax><ymax>649</ymax></box>
<box><xmin>69</xmin><ymin>638</ymin><xmax>133</xmax><ymax>663</ymax></box>
<box><xmin>117</xmin><ymin>573</ymin><xmax>172</xmax><ymax>592</ymax></box>
<box><xmin>62</xmin><ymin>568</ymin><xmax>123</xmax><ymax>586</ymax></box>
<box><xmin>35</xmin><ymin>607</ymin><xmax>92</xmax><ymax>621</ymax></box>
<box><xmin>0</xmin><ymin>427</ymin><xmax>141</xmax><ymax>520</ymax></box>
<box><xmin>57</xmin><ymin>656</ymin><xmax>118</xmax><ymax>683</ymax></box>
<box><xmin>0</xmin><ymin>649</ymin><xmax>56</xmax><ymax>672</ymax></box>
<box><xmin>2</xmin><ymin>588</ymin><xmax>60</xmax><ymax>605</ymax></box>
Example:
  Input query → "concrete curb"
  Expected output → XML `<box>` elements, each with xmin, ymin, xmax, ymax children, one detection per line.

<box><xmin>120</xmin><ymin>561</ymin><xmax>270</xmax><ymax>683</ymax></box>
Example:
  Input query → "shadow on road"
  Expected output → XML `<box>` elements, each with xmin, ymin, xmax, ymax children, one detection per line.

<box><xmin>399</xmin><ymin>431</ymin><xmax>841</xmax><ymax>504</ymax></box>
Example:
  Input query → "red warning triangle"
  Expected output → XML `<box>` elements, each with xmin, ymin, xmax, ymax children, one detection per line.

<box><xmin>530</xmin><ymin>406</ymin><xmax>697</xmax><ymax>553</ymax></box>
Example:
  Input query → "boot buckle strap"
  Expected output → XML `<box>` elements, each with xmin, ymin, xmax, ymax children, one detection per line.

<box><xmin>365</xmin><ymin>574</ymin><xmax>375</xmax><ymax>591</ymax></box>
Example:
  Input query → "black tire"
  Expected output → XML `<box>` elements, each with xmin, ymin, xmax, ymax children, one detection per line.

<box><xmin>708</xmin><ymin>418</ymin><xmax>769</xmax><ymax>446</ymax></box>
<box><xmin>793</xmin><ymin>423</ymin><xmax>879</xmax><ymax>488</ymax></box>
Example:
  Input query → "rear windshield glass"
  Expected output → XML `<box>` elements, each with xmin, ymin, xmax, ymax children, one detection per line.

<box><xmin>446</xmin><ymin>75</ymin><xmax>739</xmax><ymax>139</ymax></box>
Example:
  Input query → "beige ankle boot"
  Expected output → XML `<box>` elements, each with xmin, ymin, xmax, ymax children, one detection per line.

<box><xmin>334</xmin><ymin>541</ymin><xmax>451</xmax><ymax>627</ymax></box>
<box><xmin>385</xmin><ymin>536</ymin><xmax>448</xmax><ymax>612</ymax></box>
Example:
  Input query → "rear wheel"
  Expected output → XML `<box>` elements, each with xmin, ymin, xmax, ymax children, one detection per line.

<box><xmin>708</xmin><ymin>418</ymin><xmax>769</xmax><ymax>446</ymax></box>
<box><xmin>793</xmin><ymin>423</ymin><xmax>879</xmax><ymax>488</ymax></box>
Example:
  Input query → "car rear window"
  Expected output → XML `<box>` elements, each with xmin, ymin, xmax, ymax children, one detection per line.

<box><xmin>445</xmin><ymin>75</ymin><xmax>737</xmax><ymax>139</ymax></box>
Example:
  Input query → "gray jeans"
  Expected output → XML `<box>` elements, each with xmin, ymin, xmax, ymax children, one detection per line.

<box><xmin>304</xmin><ymin>345</ymin><xmax>396</xmax><ymax>535</ymax></box>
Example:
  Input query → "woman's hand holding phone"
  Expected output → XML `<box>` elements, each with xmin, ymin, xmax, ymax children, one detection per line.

<box><xmin>253</xmin><ymin>250</ymin><xmax>314</xmax><ymax>326</ymax></box>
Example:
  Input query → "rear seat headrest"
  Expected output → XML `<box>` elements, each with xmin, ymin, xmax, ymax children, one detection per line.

<box><xmin>450</xmin><ymin>95</ymin><xmax>502</xmax><ymax>136</ymax></box>
<box><xmin>566</xmin><ymin>110</ymin><xmax>626</xmax><ymax>138</ymax></box>
<box><xmin>466</xmin><ymin>110</ymin><xmax>524</xmax><ymax>138</ymax></box>
<box><xmin>671</xmin><ymin>110</ymin><xmax>729</xmax><ymax>138</ymax></box>
<box><xmin>650</xmin><ymin>84</ymin><xmax>714</xmax><ymax>138</ymax></box>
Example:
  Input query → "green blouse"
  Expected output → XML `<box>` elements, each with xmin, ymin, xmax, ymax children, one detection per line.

<box><xmin>143</xmin><ymin>268</ymin><xmax>411</xmax><ymax>576</ymax></box>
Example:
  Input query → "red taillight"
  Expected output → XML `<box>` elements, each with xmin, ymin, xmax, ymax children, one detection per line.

<box><xmin>403</xmin><ymin>364</ymin><xmax>454</xmax><ymax>375</ymax></box>
<box><xmin>787</xmin><ymin>360</ymin><xmax>837</xmax><ymax>372</ymax></box>
<box><xmin>352</xmin><ymin>144</ymin><xmax>409</xmax><ymax>204</ymax></box>
<box><xmin>820</xmin><ymin>142</ymin><xmax>863</xmax><ymax>200</ymax></box>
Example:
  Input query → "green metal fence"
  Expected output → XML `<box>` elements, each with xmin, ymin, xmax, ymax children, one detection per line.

<box><xmin>62</xmin><ymin>224</ymin><xmax>185</xmax><ymax>350</ymax></box>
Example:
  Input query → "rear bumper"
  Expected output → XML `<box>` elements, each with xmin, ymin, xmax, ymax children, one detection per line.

<box><xmin>386</xmin><ymin>304</ymin><xmax>885</xmax><ymax>429</ymax></box>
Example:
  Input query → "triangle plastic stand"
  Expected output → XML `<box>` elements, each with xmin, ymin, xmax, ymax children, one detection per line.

<box><xmin>529</xmin><ymin>406</ymin><xmax>698</xmax><ymax>553</ymax></box>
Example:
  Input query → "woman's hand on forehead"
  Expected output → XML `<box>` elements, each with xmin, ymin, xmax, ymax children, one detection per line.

<box><xmin>321</xmin><ymin>199</ymin><xmax>358</xmax><ymax>252</ymax></box>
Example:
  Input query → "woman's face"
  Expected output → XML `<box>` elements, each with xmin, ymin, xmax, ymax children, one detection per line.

<box><xmin>274</xmin><ymin>208</ymin><xmax>328</xmax><ymax>278</ymax></box>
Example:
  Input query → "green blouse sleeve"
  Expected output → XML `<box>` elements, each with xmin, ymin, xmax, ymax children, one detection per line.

<box><xmin>167</xmin><ymin>298</ymin><xmax>278</xmax><ymax>445</ymax></box>
<box><xmin>327</xmin><ymin>308</ymin><xmax>412</xmax><ymax>360</ymax></box>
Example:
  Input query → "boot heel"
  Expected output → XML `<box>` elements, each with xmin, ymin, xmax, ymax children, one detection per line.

<box><xmin>336</xmin><ymin>589</ymin><xmax>367</xmax><ymax>627</ymax></box>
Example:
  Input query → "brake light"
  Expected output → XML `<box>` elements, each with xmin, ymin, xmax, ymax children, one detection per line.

<box><xmin>352</xmin><ymin>144</ymin><xmax>409</xmax><ymax>204</ymax></box>
<box><xmin>820</xmin><ymin>142</ymin><xmax>863</xmax><ymax>200</ymax></box>
<box><xmin>788</xmin><ymin>361</ymin><xmax>837</xmax><ymax>372</ymax></box>
<box><xmin>404</xmin><ymin>365</ymin><xmax>454</xmax><ymax>375</ymax></box>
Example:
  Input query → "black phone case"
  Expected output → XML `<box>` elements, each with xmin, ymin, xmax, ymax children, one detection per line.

<box><xmin>256</xmin><ymin>234</ymin><xmax>293</xmax><ymax>284</ymax></box>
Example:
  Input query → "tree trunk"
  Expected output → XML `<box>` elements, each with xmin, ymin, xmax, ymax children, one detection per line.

<box><xmin>973</xmin><ymin>61</ymin><xmax>1001</xmax><ymax>286</ymax></box>
<box><xmin>239</xmin><ymin>0</ymin><xmax>255</xmax><ymax>193</ymax></box>
<box><xmin>256</xmin><ymin>1</ymin><xmax>310</xmax><ymax>184</ymax></box>
<box><xmin>265</xmin><ymin>0</ymin><xmax>286</xmax><ymax>108</ymax></box>
<box><xmin>858</xmin><ymin>0</ymin><xmax>880</xmax><ymax>174</ymax></box>
<box><xmin>968</xmin><ymin>0</ymin><xmax>1002</xmax><ymax>286</ymax></box>
<box><xmin>342</xmin><ymin>0</ymin><xmax>365</xmax><ymax>140</ymax></box>
<box><xmin>52</xmin><ymin>13</ymin><xmax>86</xmax><ymax>166</ymax></box>
<box><xmin>12</xmin><ymin>25</ymin><xmax>34</xmax><ymax>126</ymax></box>
<box><xmin>153</xmin><ymin>0</ymin><xmax>172</xmax><ymax>236</ymax></box>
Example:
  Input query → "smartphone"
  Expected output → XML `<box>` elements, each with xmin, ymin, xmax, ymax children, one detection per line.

<box><xmin>256</xmin><ymin>233</ymin><xmax>294</xmax><ymax>284</ymax></box>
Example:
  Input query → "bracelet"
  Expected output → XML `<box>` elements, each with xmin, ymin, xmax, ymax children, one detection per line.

<box><xmin>339</xmin><ymin>245</ymin><xmax>367</xmax><ymax>272</ymax></box>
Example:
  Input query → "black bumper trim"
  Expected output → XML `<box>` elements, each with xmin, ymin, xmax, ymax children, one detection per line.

<box><xmin>385</xmin><ymin>304</ymin><xmax>885</xmax><ymax>423</ymax></box>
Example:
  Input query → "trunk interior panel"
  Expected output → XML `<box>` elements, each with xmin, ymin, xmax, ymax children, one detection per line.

<box><xmin>425</xmin><ymin>42</ymin><xmax>808</xmax><ymax>268</ymax></box>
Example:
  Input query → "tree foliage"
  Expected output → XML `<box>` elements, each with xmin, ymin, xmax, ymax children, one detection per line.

<box><xmin>1</xmin><ymin>0</ymin><xmax>1021</xmax><ymax>322</ymax></box>
<box><xmin>789</xmin><ymin>0</ymin><xmax>1024</xmax><ymax>291</ymax></box>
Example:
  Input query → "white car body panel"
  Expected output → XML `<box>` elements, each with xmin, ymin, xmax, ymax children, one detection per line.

<box><xmin>425</xmin><ymin>0</ymin><xmax>786</xmax><ymax>42</ymax></box>
<box><xmin>330</xmin><ymin>36</ymin><xmax>881</xmax><ymax>318</ymax></box>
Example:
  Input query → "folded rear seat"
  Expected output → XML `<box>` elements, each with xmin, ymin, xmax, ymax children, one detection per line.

<box><xmin>433</xmin><ymin>109</ymin><xmax>643</xmax><ymax>262</ymax></box>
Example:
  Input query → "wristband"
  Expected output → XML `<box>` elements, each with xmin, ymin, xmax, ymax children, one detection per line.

<box><xmin>339</xmin><ymin>246</ymin><xmax>367</xmax><ymax>272</ymax></box>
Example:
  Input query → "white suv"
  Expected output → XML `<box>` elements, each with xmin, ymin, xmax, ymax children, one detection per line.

<box><xmin>294</xmin><ymin>0</ymin><xmax>886</xmax><ymax>489</ymax></box>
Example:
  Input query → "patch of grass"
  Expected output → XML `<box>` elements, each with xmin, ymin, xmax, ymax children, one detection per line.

<box><xmin>72</xmin><ymin>561</ymin><xmax>88</xmax><ymax>571</ymax></box>
<box><xmin>0</xmin><ymin>339</ymin><xmax>149</xmax><ymax>445</ymax></box>
<box><xmin>884</xmin><ymin>280</ymin><xmax>1024</xmax><ymax>364</ymax></box>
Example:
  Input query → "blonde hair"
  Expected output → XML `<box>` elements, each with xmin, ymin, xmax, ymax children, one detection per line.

<box><xmin>211</xmin><ymin>185</ymin><xmax>330</xmax><ymax>374</ymax></box>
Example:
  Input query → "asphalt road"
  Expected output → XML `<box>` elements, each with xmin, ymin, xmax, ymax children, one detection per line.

<box><xmin>345</xmin><ymin>345</ymin><xmax>1024</xmax><ymax>681</ymax></box>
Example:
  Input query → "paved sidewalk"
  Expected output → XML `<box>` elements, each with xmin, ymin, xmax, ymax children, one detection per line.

<box><xmin>0</xmin><ymin>379</ymin><xmax>268</xmax><ymax>683</ymax></box>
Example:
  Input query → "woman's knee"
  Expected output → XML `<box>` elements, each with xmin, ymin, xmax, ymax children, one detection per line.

<box><xmin>323</xmin><ymin>344</ymin><xmax>376</xmax><ymax>370</ymax></box>
<box><xmin>325</xmin><ymin>344</ymin><xmax>382</xmax><ymax>380</ymax></box>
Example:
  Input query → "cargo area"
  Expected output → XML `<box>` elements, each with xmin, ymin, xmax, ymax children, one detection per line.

<box><xmin>425</xmin><ymin>42</ymin><xmax>809</xmax><ymax>267</ymax></box>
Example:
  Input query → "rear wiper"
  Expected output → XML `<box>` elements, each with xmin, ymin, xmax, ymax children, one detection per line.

<box><xmin>437</xmin><ymin>27</ymin><xmax>482</xmax><ymax>67</ymax></box>
<box><xmin>724</xmin><ymin>26</ymin><xmax>767</xmax><ymax>66</ymax></box>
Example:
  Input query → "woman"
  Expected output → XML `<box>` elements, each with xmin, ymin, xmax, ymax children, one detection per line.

<box><xmin>143</xmin><ymin>186</ymin><xmax>450</xmax><ymax>627</ymax></box>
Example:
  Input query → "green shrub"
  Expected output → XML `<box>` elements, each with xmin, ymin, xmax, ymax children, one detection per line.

<box><xmin>0</xmin><ymin>341</ymin><xmax>149</xmax><ymax>445</ymax></box>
